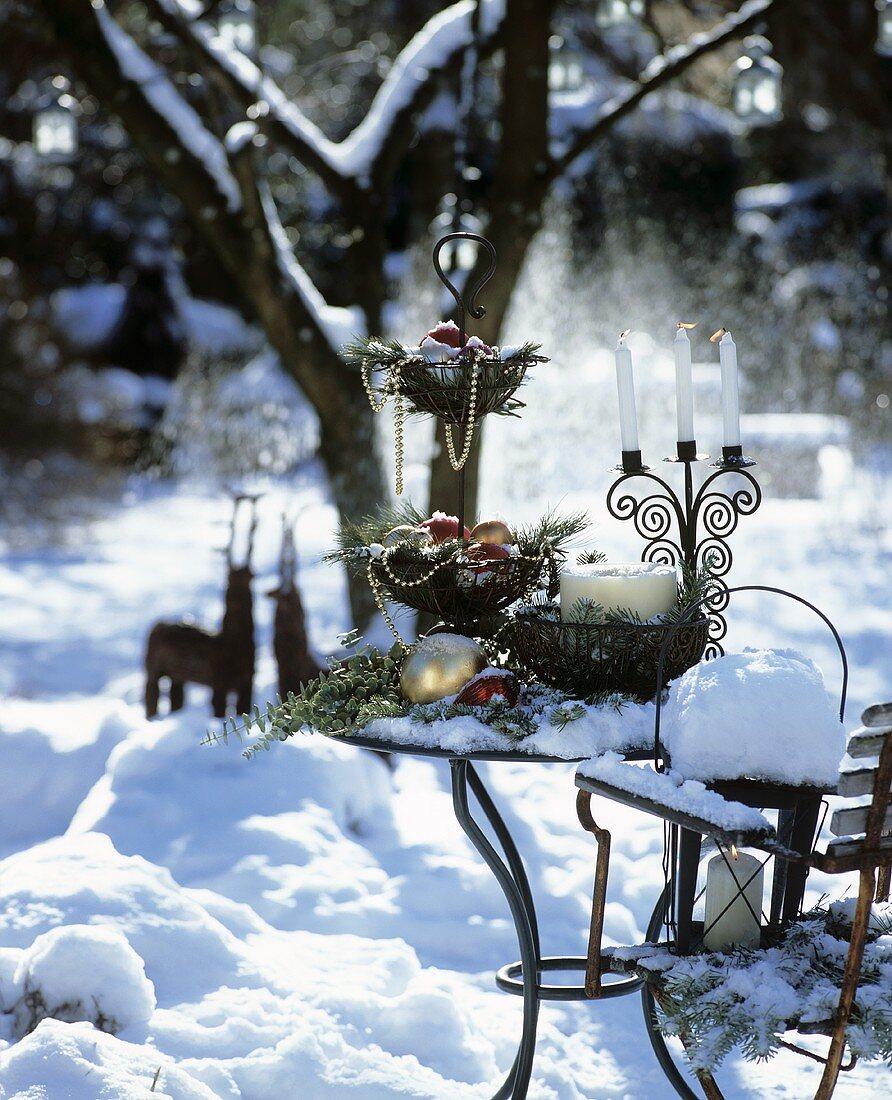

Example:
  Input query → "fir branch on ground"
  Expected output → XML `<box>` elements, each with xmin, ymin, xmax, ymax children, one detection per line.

<box><xmin>639</xmin><ymin>905</ymin><xmax>892</xmax><ymax>1073</ymax></box>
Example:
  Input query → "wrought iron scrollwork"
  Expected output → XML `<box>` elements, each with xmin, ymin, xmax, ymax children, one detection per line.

<box><xmin>606</xmin><ymin>458</ymin><xmax>762</xmax><ymax>657</ymax></box>
<box><xmin>431</xmin><ymin>232</ymin><xmax>497</xmax><ymax>341</ymax></box>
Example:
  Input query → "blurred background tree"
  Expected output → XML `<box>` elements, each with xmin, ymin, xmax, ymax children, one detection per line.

<box><xmin>1</xmin><ymin>0</ymin><xmax>889</xmax><ymax>624</ymax></box>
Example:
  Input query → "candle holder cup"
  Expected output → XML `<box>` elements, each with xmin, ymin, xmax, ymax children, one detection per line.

<box><xmin>511</xmin><ymin>606</ymin><xmax>709</xmax><ymax>702</ymax></box>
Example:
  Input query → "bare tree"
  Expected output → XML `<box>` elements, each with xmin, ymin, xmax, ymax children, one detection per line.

<box><xmin>37</xmin><ymin>0</ymin><xmax>779</xmax><ymax>626</ymax></box>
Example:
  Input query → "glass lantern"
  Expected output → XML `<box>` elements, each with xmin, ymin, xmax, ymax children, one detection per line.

<box><xmin>595</xmin><ymin>0</ymin><xmax>644</xmax><ymax>29</ymax></box>
<box><xmin>217</xmin><ymin>0</ymin><xmax>256</xmax><ymax>55</ymax></box>
<box><xmin>548</xmin><ymin>38</ymin><xmax>586</xmax><ymax>93</ymax></box>
<box><xmin>877</xmin><ymin>0</ymin><xmax>892</xmax><ymax>57</ymax></box>
<box><xmin>732</xmin><ymin>36</ymin><xmax>783</xmax><ymax>126</ymax></box>
<box><xmin>33</xmin><ymin>100</ymin><xmax>78</xmax><ymax>160</ymax></box>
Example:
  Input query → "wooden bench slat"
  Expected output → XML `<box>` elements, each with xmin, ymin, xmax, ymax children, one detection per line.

<box><xmin>862</xmin><ymin>702</ymin><xmax>892</xmax><ymax>730</ymax></box>
<box><xmin>837</xmin><ymin>768</ymin><xmax>879</xmax><ymax>798</ymax></box>
<box><xmin>825</xmin><ymin>834</ymin><xmax>892</xmax><ymax>859</ymax></box>
<box><xmin>846</xmin><ymin>728</ymin><xmax>892</xmax><ymax>759</ymax></box>
<box><xmin>829</xmin><ymin>802</ymin><xmax>892</xmax><ymax>837</ymax></box>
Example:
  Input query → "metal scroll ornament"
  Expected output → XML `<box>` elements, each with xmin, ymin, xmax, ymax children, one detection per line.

<box><xmin>606</xmin><ymin>455</ymin><xmax>762</xmax><ymax>657</ymax></box>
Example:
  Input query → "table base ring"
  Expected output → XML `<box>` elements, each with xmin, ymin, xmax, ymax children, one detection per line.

<box><xmin>495</xmin><ymin>957</ymin><xmax>644</xmax><ymax>1001</ymax></box>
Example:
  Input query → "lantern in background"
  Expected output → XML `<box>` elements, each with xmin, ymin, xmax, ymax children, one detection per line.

<box><xmin>217</xmin><ymin>0</ymin><xmax>256</xmax><ymax>55</ymax></box>
<box><xmin>877</xmin><ymin>0</ymin><xmax>892</xmax><ymax>56</ymax></box>
<box><xmin>595</xmin><ymin>0</ymin><xmax>644</xmax><ymax>29</ymax></box>
<box><xmin>33</xmin><ymin>93</ymin><xmax>78</xmax><ymax>161</ymax></box>
<box><xmin>732</xmin><ymin>36</ymin><xmax>783</xmax><ymax>126</ymax></box>
<box><xmin>548</xmin><ymin>36</ymin><xmax>586</xmax><ymax>93</ymax></box>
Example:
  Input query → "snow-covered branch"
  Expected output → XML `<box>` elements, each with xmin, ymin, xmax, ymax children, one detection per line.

<box><xmin>95</xmin><ymin>2</ymin><xmax>239</xmax><ymax>211</ymax></box>
<box><xmin>546</xmin><ymin>0</ymin><xmax>781</xmax><ymax>183</ymax></box>
<box><xmin>147</xmin><ymin>0</ymin><xmax>504</xmax><ymax>194</ymax></box>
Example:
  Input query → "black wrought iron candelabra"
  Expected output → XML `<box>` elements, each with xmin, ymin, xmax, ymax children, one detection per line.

<box><xmin>607</xmin><ymin>442</ymin><xmax>762</xmax><ymax>657</ymax></box>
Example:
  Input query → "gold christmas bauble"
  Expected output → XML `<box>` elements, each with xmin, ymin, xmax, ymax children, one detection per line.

<box><xmin>400</xmin><ymin>633</ymin><xmax>488</xmax><ymax>704</ymax></box>
<box><xmin>382</xmin><ymin>525</ymin><xmax>434</xmax><ymax>548</ymax></box>
<box><xmin>470</xmin><ymin>519</ymin><xmax>514</xmax><ymax>546</ymax></box>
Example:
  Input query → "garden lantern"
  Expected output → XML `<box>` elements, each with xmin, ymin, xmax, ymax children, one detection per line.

<box><xmin>33</xmin><ymin>94</ymin><xmax>78</xmax><ymax>161</ymax></box>
<box><xmin>877</xmin><ymin>0</ymin><xmax>892</xmax><ymax>56</ymax></box>
<box><xmin>595</xmin><ymin>0</ymin><xmax>644</xmax><ymax>29</ymax></box>
<box><xmin>548</xmin><ymin>37</ymin><xmax>586</xmax><ymax>93</ymax></box>
<box><xmin>732</xmin><ymin>36</ymin><xmax>783</xmax><ymax>125</ymax></box>
<box><xmin>217</xmin><ymin>0</ymin><xmax>256</xmax><ymax>55</ymax></box>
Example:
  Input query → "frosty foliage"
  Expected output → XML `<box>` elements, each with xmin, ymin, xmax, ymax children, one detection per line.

<box><xmin>647</xmin><ymin>907</ymin><xmax>892</xmax><ymax>1073</ymax></box>
<box><xmin>11</xmin><ymin>925</ymin><xmax>155</xmax><ymax>1040</ymax></box>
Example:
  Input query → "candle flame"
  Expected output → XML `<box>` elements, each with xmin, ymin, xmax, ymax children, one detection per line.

<box><xmin>618</xmin><ymin>329</ymin><xmax>631</xmax><ymax>344</ymax></box>
<box><xmin>677</xmin><ymin>321</ymin><xmax>698</xmax><ymax>330</ymax></box>
<box><xmin>730</xmin><ymin>844</ymin><xmax>739</xmax><ymax>861</ymax></box>
<box><xmin>710</xmin><ymin>328</ymin><xmax>728</xmax><ymax>344</ymax></box>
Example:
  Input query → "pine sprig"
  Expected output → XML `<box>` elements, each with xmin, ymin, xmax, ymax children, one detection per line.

<box><xmin>642</xmin><ymin>904</ymin><xmax>892</xmax><ymax>1073</ymax></box>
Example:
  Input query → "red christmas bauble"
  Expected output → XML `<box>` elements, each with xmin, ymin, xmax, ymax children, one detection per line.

<box><xmin>462</xmin><ymin>542</ymin><xmax>512</xmax><ymax>574</ymax></box>
<box><xmin>423</xmin><ymin>321</ymin><xmax>462</xmax><ymax>348</ymax></box>
<box><xmin>419</xmin><ymin>512</ymin><xmax>472</xmax><ymax>543</ymax></box>
<box><xmin>455</xmin><ymin>670</ymin><xmax>520</xmax><ymax>708</ymax></box>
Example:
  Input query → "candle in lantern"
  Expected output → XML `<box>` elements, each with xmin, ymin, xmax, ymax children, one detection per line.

<box><xmin>702</xmin><ymin>848</ymin><xmax>763</xmax><ymax>951</ymax></box>
<box><xmin>560</xmin><ymin>562</ymin><xmax>678</xmax><ymax>623</ymax></box>
<box><xmin>614</xmin><ymin>332</ymin><xmax>639</xmax><ymax>455</ymax></box>
<box><xmin>673</xmin><ymin>324</ymin><xmax>695</xmax><ymax>444</ymax></box>
<box><xmin>718</xmin><ymin>330</ymin><xmax>741</xmax><ymax>448</ymax></box>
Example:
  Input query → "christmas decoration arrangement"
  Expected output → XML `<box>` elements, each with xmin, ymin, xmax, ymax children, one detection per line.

<box><xmin>214</xmin><ymin>233</ymin><xmax>724</xmax><ymax>759</ymax></box>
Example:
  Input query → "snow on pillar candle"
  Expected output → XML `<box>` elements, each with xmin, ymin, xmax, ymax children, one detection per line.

<box><xmin>560</xmin><ymin>562</ymin><xmax>678</xmax><ymax>623</ymax></box>
<box><xmin>614</xmin><ymin>332</ymin><xmax>639</xmax><ymax>455</ymax></box>
<box><xmin>718</xmin><ymin>330</ymin><xmax>741</xmax><ymax>448</ymax></box>
<box><xmin>702</xmin><ymin>848</ymin><xmax>763</xmax><ymax>951</ymax></box>
<box><xmin>673</xmin><ymin>324</ymin><xmax>695</xmax><ymax>444</ymax></box>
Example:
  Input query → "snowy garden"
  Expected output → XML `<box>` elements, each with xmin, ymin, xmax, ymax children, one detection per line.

<box><xmin>2</xmin><ymin>1</ymin><xmax>892</xmax><ymax>1099</ymax></box>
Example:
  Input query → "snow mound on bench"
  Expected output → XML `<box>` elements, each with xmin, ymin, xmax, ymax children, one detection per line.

<box><xmin>662</xmin><ymin>647</ymin><xmax>844</xmax><ymax>787</ymax></box>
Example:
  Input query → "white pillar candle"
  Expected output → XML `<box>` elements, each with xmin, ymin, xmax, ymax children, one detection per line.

<box><xmin>718</xmin><ymin>331</ymin><xmax>741</xmax><ymax>448</ymax></box>
<box><xmin>702</xmin><ymin>849</ymin><xmax>763</xmax><ymax>952</ymax></box>
<box><xmin>673</xmin><ymin>325</ymin><xmax>695</xmax><ymax>444</ymax></box>
<box><xmin>560</xmin><ymin>563</ymin><xmax>678</xmax><ymax>623</ymax></box>
<box><xmin>614</xmin><ymin>334</ymin><xmax>639</xmax><ymax>454</ymax></box>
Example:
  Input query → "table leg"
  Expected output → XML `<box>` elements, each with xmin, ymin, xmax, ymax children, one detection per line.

<box><xmin>781</xmin><ymin>796</ymin><xmax>822</xmax><ymax>927</ymax></box>
<box><xmin>675</xmin><ymin>828</ymin><xmax>701</xmax><ymax>955</ymax></box>
<box><xmin>451</xmin><ymin>759</ymin><xmax>540</xmax><ymax>1100</ymax></box>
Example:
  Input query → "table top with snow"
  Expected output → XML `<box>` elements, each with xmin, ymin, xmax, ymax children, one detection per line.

<box><xmin>340</xmin><ymin>646</ymin><xmax>846</xmax><ymax>793</ymax></box>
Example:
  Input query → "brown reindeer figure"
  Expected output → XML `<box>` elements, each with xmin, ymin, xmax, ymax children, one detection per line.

<box><xmin>268</xmin><ymin>514</ymin><xmax>321</xmax><ymax>698</ymax></box>
<box><xmin>144</xmin><ymin>495</ymin><xmax>258</xmax><ymax>719</ymax></box>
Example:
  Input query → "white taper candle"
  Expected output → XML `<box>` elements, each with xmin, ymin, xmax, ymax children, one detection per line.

<box><xmin>673</xmin><ymin>325</ymin><xmax>695</xmax><ymax>444</ymax></box>
<box><xmin>719</xmin><ymin>331</ymin><xmax>741</xmax><ymax>448</ymax></box>
<box><xmin>703</xmin><ymin>849</ymin><xmax>763</xmax><ymax>952</ymax></box>
<box><xmin>614</xmin><ymin>333</ymin><xmax>639</xmax><ymax>454</ymax></box>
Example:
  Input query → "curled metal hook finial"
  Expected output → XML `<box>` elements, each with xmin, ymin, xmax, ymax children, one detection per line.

<box><xmin>432</xmin><ymin>232</ymin><xmax>497</xmax><ymax>341</ymax></box>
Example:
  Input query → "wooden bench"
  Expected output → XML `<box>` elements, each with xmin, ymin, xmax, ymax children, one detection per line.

<box><xmin>807</xmin><ymin>702</ymin><xmax>892</xmax><ymax>1099</ymax></box>
<box><xmin>575</xmin><ymin>702</ymin><xmax>892</xmax><ymax>1100</ymax></box>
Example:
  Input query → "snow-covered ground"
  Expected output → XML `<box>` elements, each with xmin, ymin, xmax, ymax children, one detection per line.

<box><xmin>1</xmin><ymin>465</ymin><xmax>890</xmax><ymax>1099</ymax></box>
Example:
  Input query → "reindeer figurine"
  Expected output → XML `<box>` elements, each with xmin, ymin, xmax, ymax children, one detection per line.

<box><xmin>268</xmin><ymin>514</ymin><xmax>320</xmax><ymax>698</ymax></box>
<box><xmin>144</xmin><ymin>495</ymin><xmax>259</xmax><ymax>719</ymax></box>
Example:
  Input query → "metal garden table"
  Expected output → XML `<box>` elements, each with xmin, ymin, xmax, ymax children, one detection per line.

<box><xmin>324</xmin><ymin>730</ymin><xmax>653</xmax><ymax>1100</ymax></box>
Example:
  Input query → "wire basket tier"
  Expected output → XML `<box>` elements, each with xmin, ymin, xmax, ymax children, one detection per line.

<box><xmin>370</xmin><ymin>551</ymin><xmax>548</xmax><ymax>630</ymax></box>
<box><xmin>511</xmin><ymin>608</ymin><xmax>710</xmax><ymax>702</ymax></box>
<box><xmin>374</xmin><ymin>354</ymin><xmax>545</xmax><ymax>426</ymax></box>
